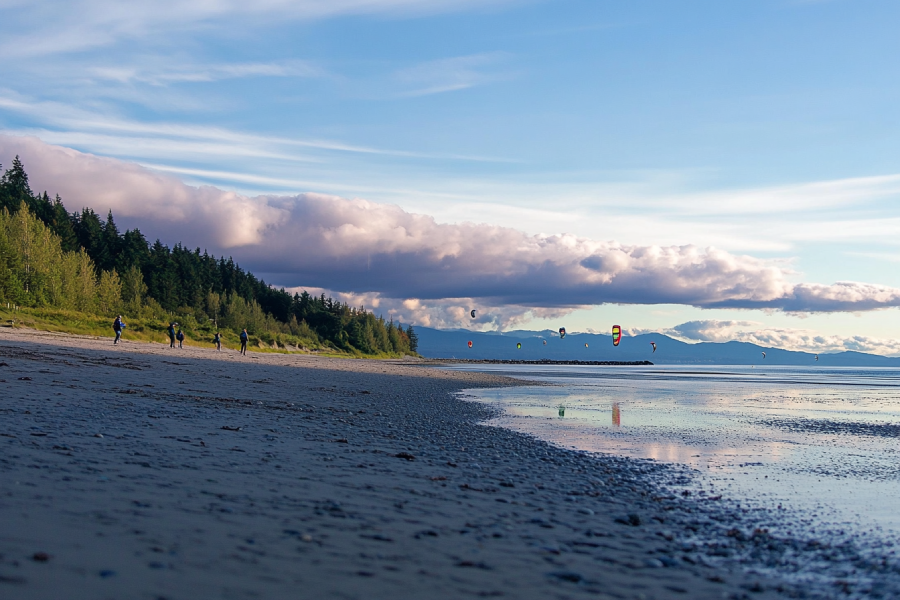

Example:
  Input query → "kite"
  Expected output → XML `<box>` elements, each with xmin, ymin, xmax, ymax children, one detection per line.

<box><xmin>559</xmin><ymin>327</ymin><xmax>566</xmax><ymax>339</ymax></box>
<box><xmin>585</xmin><ymin>343</ymin><xmax>589</xmax><ymax>348</ymax></box>
<box><xmin>650</xmin><ymin>342</ymin><xmax>657</xmax><ymax>353</ymax></box>
<box><xmin>516</xmin><ymin>342</ymin><xmax>522</xmax><ymax>349</ymax></box>
<box><xmin>815</xmin><ymin>354</ymin><xmax>818</xmax><ymax>361</ymax></box>
<box><xmin>612</xmin><ymin>325</ymin><xmax>622</xmax><ymax>347</ymax></box>
<box><xmin>467</xmin><ymin>341</ymin><xmax>473</xmax><ymax>348</ymax></box>
<box><xmin>543</xmin><ymin>340</ymin><xmax>547</xmax><ymax>345</ymax></box>
<box><xmin>470</xmin><ymin>310</ymin><xmax>476</xmax><ymax>319</ymax></box>
<box><xmin>761</xmin><ymin>352</ymin><xmax>766</xmax><ymax>359</ymax></box>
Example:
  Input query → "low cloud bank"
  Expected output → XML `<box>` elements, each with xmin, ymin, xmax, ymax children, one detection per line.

<box><xmin>632</xmin><ymin>320</ymin><xmax>900</xmax><ymax>357</ymax></box>
<box><xmin>4</xmin><ymin>135</ymin><xmax>900</xmax><ymax>324</ymax></box>
<box><xmin>286</xmin><ymin>286</ymin><xmax>579</xmax><ymax>330</ymax></box>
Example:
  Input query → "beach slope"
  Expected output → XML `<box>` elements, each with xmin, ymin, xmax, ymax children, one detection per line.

<box><xmin>0</xmin><ymin>329</ymin><xmax>781</xmax><ymax>599</ymax></box>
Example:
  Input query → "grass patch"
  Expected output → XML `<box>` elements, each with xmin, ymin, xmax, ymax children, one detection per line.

<box><xmin>0</xmin><ymin>306</ymin><xmax>402</xmax><ymax>358</ymax></box>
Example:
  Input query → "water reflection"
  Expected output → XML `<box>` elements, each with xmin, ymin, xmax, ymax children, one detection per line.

<box><xmin>451</xmin><ymin>364</ymin><xmax>900</xmax><ymax>538</ymax></box>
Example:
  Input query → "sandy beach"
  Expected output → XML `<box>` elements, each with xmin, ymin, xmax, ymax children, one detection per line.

<box><xmin>0</xmin><ymin>329</ymin><xmax>787</xmax><ymax>599</ymax></box>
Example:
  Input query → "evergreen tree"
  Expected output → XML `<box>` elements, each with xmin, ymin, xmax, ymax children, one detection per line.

<box><xmin>100</xmin><ymin>211</ymin><xmax>121</xmax><ymax>271</ymax></box>
<box><xmin>406</xmin><ymin>324</ymin><xmax>418</xmax><ymax>353</ymax></box>
<box><xmin>118</xmin><ymin>228</ymin><xmax>150</xmax><ymax>271</ymax></box>
<box><xmin>51</xmin><ymin>195</ymin><xmax>79</xmax><ymax>252</ymax></box>
<box><xmin>0</xmin><ymin>156</ymin><xmax>33</xmax><ymax>213</ymax></box>
<box><xmin>74</xmin><ymin>208</ymin><xmax>104</xmax><ymax>265</ymax></box>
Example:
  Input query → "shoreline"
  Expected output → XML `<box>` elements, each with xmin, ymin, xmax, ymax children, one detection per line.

<box><xmin>422</xmin><ymin>358</ymin><xmax>654</xmax><ymax>366</ymax></box>
<box><xmin>1</xmin><ymin>328</ymin><xmax>791</xmax><ymax>599</ymax></box>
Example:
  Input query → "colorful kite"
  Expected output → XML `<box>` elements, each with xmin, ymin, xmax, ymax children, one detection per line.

<box><xmin>612</xmin><ymin>325</ymin><xmax>622</xmax><ymax>347</ymax></box>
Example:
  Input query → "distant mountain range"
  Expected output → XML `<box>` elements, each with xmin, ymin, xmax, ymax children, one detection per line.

<box><xmin>416</xmin><ymin>328</ymin><xmax>900</xmax><ymax>366</ymax></box>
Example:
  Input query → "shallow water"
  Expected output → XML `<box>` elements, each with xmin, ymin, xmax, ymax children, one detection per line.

<box><xmin>448</xmin><ymin>364</ymin><xmax>900</xmax><ymax>543</ymax></box>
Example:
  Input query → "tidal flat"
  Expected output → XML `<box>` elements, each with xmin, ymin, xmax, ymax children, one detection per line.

<box><xmin>454</xmin><ymin>364</ymin><xmax>900</xmax><ymax>599</ymax></box>
<box><xmin>0</xmin><ymin>329</ymin><xmax>857</xmax><ymax>600</ymax></box>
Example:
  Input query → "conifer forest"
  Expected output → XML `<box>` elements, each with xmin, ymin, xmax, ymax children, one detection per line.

<box><xmin>0</xmin><ymin>157</ymin><xmax>418</xmax><ymax>356</ymax></box>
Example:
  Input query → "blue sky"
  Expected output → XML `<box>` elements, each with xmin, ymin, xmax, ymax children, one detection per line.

<box><xmin>2</xmin><ymin>0</ymin><xmax>900</xmax><ymax>354</ymax></box>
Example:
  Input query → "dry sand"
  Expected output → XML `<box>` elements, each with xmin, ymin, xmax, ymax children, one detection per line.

<box><xmin>0</xmin><ymin>329</ymin><xmax>786</xmax><ymax>599</ymax></box>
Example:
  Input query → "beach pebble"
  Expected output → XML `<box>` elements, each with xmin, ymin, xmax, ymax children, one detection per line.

<box><xmin>547</xmin><ymin>571</ymin><xmax>583</xmax><ymax>583</ymax></box>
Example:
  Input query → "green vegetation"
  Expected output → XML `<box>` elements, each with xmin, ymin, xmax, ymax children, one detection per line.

<box><xmin>0</xmin><ymin>157</ymin><xmax>418</xmax><ymax>357</ymax></box>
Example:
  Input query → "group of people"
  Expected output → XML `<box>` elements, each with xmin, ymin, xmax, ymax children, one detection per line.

<box><xmin>166</xmin><ymin>323</ymin><xmax>186</xmax><ymax>348</ymax></box>
<box><xmin>113</xmin><ymin>317</ymin><xmax>250</xmax><ymax>355</ymax></box>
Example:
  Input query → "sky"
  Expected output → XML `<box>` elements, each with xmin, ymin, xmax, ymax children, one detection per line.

<box><xmin>2</xmin><ymin>0</ymin><xmax>900</xmax><ymax>354</ymax></box>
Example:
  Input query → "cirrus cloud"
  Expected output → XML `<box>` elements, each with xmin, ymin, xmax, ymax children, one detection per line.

<box><xmin>4</xmin><ymin>134</ymin><xmax>900</xmax><ymax>324</ymax></box>
<box><xmin>0</xmin><ymin>0</ymin><xmax>519</xmax><ymax>57</ymax></box>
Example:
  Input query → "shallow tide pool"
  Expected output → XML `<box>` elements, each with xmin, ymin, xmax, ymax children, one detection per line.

<box><xmin>448</xmin><ymin>364</ymin><xmax>900</xmax><ymax>543</ymax></box>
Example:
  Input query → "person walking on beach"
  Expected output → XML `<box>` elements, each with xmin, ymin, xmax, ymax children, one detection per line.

<box><xmin>239</xmin><ymin>328</ymin><xmax>249</xmax><ymax>355</ymax></box>
<box><xmin>112</xmin><ymin>315</ymin><xmax>125</xmax><ymax>345</ymax></box>
<box><xmin>213</xmin><ymin>331</ymin><xmax>222</xmax><ymax>351</ymax></box>
<box><xmin>176</xmin><ymin>328</ymin><xmax>185</xmax><ymax>349</ymax></box>
<box><xmin>167</xmin><ymin>323</ymin><xmax>177</xmax><ymax>348</ymax></box>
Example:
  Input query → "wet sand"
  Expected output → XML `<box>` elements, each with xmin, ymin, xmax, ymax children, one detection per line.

<box><xmin>0</xmin><ymin>329</ymin><xmax>785</xmax><ymax>599</ymax></box>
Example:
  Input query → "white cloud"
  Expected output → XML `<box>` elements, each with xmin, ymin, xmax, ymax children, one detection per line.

<box><xmin>5</xmin><ymin>135</ymin><xmax>900</xmax><ymax>322</ymax></box>
<box><xmin>88</xmin><ymin>60</ymin><xmax>323</xmax><ymax>86</ymax></box>
<box><xmin>633</xmin><ymin>319</ymin><xmax>900</xmax><ymax>357</ymax></box>
<box><xmin>0</xmin><ymin>93</ymin><xmax>508</xmax><ymax>166</ymax></box>
<box><xmin>0</xmin><ymin>0</ymin><xmax>518</xmax><ymax>57</ymax></box>
<box><xmin>394</xmin><ymin>52</ymin><xmax>512</xmax><ymax>97</ymax></box>
<box><xmin>284</xmin><ymin>287</ymin><xmax>580</xmax><ymax>329</ymax></box>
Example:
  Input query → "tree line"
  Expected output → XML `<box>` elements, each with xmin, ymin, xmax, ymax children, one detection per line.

<box><xmin>0</xmin><ymin>156</ymin><xmax>418</xmax><ymax>356</ymax></box>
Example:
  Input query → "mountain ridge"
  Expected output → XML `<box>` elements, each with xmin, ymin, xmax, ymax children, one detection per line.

<box><xmin>416</xmin><ymin>327</ymin><xmax>900</xmax><ymax>366</ymax></box>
